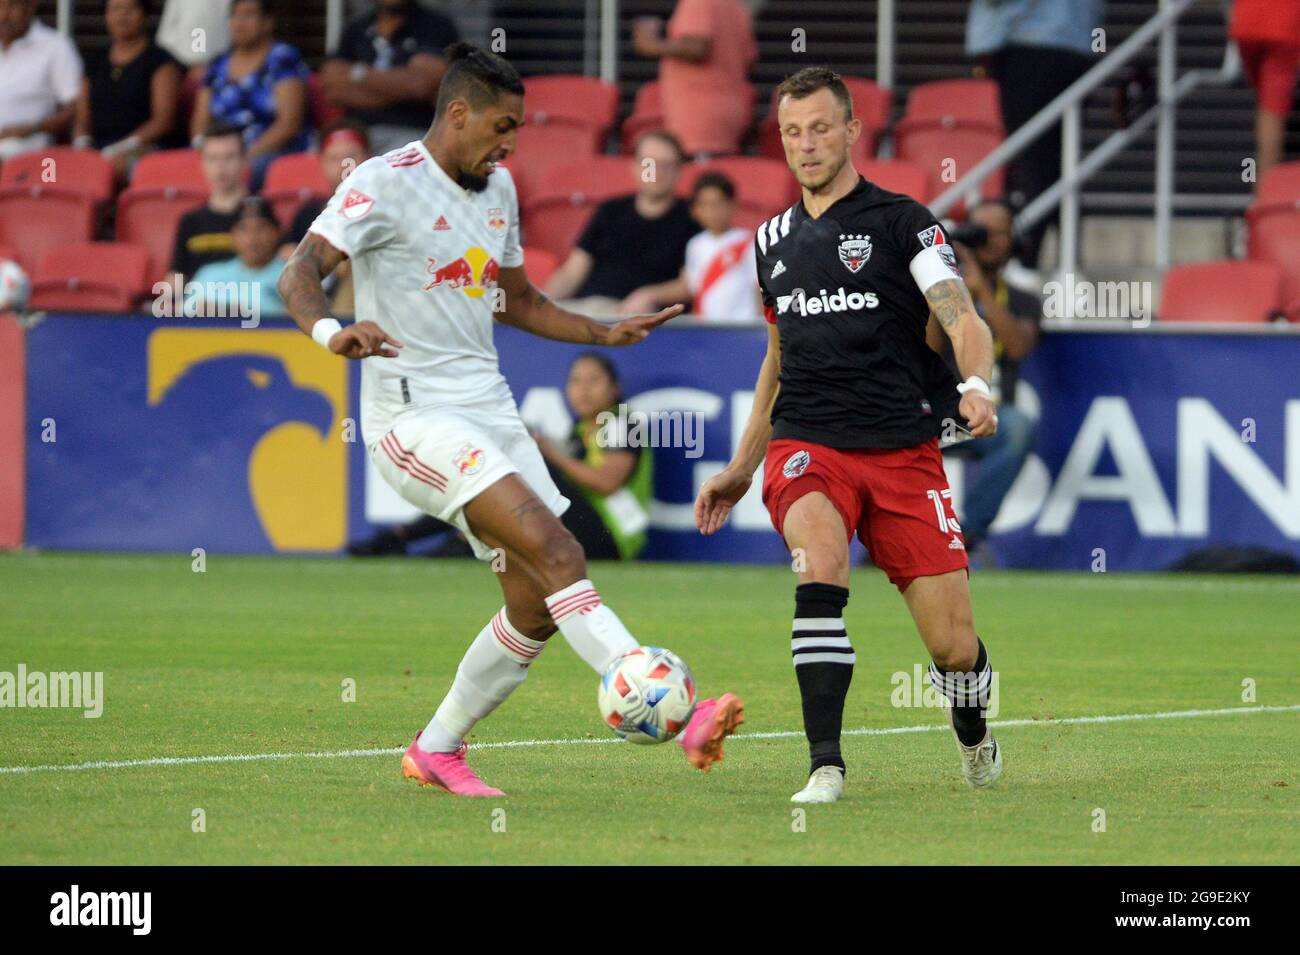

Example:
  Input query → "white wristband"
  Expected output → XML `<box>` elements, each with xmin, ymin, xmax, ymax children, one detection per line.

<box><xmin>311</xmin><ymin>318</ymin><xmax>343</xmax><ymax>350</ymax></box>
<box><xmin>956</xmin><ymin>375</ymin><xmax>991</xmax><ymax>398</ymax></box>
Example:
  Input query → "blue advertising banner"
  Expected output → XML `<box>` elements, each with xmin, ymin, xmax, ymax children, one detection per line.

<box><xmin>23</xmin><ymin>316</ymin><xmax>1300</xmax><ymax>571</ymax></box>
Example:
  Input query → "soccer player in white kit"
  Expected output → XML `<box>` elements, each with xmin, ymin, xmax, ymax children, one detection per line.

<box><xmin>279</xmin><ymin>43</ymin><xmax>744</xmax><ymax>796</ymax></box>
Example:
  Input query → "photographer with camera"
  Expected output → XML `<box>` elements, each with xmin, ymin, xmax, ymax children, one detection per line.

<box><xmin>928</xmin><ymin>199</ymin><xmax>1042</xmax><ymax>563</ymax></box>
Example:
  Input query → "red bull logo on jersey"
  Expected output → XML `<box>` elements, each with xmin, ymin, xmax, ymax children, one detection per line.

<box><xmin>423</xmin><ymin>246</ymin><xmax>500</xmax><ymax>299</ymax></box>
<box><xmin>454</xmin><ymin>442</ymin><xmax>486</xmax><ymax>475</ymax></box>
<box><xmin>487</xmin><ymin>207</ymin><xmax>506</xmax><ymax>235</ymax></box>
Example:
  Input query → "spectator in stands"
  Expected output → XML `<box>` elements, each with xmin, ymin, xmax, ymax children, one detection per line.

<box><xmin>278</xmin><ymin>120</ymin><xmax>371</xmax><ymax>316</ymax></box>
<box><xmin>928</xmin><ymin>199</ymin><xmax>1041</xmax><ymax>560</ymax></box>
<box><xmin>0</xmin><ymin>0</ymin><xmax>83</xmax><ymax>161</ymax></box>
<box><xmin>632</xmin><ymin>0</ymin><xmax>756</xmax><ymax>158</ymax></box>
<box><xmin>156</xmin><ymin>0</ymin><xmax>231</xmax><ymax>67</ymax></box>
<box><xmin>967</xmin><ymin>0</ymin><xmax>1102</xmax><ymax>266</ymax></box>
<box><xmin>533</xmin><ymin>353</ymin><xmax>652</xmax><ymax>560</ymax></box>
<box><xmin>279</xmin><ymin>120</ymin><xmax>372</xmax><ymax>250</ymax></box>
<box><xmin>1231</xmin><ymin>0</ymin><xmax>1300</xmax><ymax>183</ymax></box>
<box><xmin>74</xmin><ymin>0</ymin><xmax>184</xmax><ymax>181</ymax></box>
<box><xmin>170</xmin><ymin>122</ymin><xmax>249</xmax><ymax>288</ymax></box>
<box><xmin>190</xmin><ymin>0</ymin><xmax>308</xmax><ymax>190</ymax></box>
<box><xmin>190</xmin><ymin>196</ymin><xmax>286</xmax><ymax>317</ymax></box>
<box><xmin>680</xmin><ymin>171</ymin><xmax>760</xmax><ymax>322</ymax></box>
<box><xmin>544</xmin><ymin>130</ymin><xmax>697</xmax><ymax>314</ymax></box>
<box><xmin>320</xmin><ymin>0</ymin><xmax>459</xmax><ymax>155</ymax></box>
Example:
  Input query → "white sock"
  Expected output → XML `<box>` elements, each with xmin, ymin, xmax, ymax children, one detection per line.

<box><xmin>417</xmin><ymin>609</ymin><xmax>546</xmax><ymax>753</ymax></box>
<box><xmin>544</xmin><ymin>578</ymin><xmax>638</xmax><ymax>674</ymax></box>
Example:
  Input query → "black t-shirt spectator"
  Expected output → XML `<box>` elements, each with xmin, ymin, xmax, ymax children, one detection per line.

<box><xmin>575</xmin><ymin>196</ymin><xmax>698</xmax><ymax>300</ymax></box>
<box><xmin>283</xmin><ymin>197</ymin><xmax>326</xmax><ymax>247</ymax></box>
<box><xmin>338</xmin><ymin>8</ymin><xmax>459</xmax><ymax>130</ymax></box>
<box><xmin>85</xmin><ymin>43</ymin><xmax>182</xmax><ymax>148</ymax></box>
<box><xmin>171</xmin><ymin>207</ymin><xmax>240</xmax><ymax>279</ymax></box>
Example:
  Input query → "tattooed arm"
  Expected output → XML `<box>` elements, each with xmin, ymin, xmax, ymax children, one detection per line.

<box><xmin>924</xmin><ymin>277</ymin><xmax>998</xmax><ymax>436</ymax></box>
<box><xmin>278</xmin><ymin>232</ymin><xmax>401</xmax><ymax>359</ymax></box>
<box><xmin>495</xmin><ymin>265</ymin><xmax>683</xmax><ymax>346</ymax></box>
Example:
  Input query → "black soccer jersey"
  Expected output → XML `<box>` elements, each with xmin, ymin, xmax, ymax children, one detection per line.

<box><xmin>755</xmin><ymin>176</ymin><xmax>964</xmax><ymax>450</ymax></box>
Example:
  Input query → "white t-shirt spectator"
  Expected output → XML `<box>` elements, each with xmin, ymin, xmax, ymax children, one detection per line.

<box><xmin>684</xmin><ymin>226</ymin><xmax>760</xmax><ymax>322</ymax></box>
<box><xmin>157</xmin><ymin>0</ymin><xmax>232</xmax><ymax>67</ymax></box>
<box><xmin>0</xmin><ymin>19</ymin><xmax>82</xmax><ymax>159</ymax></box>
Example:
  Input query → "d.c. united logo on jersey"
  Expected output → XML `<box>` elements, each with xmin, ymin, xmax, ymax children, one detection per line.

<box><xmin>837</xmin><ymin>233</ymin><xmax>872</xmax><ymax>273</ymax></box>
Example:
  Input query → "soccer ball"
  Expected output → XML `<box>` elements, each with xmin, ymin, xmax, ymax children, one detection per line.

<box><xmin>598</xmin><ymin>646</ymin><xmax>697</xmax><ymax>744</ymax></box>
<box><xmin>0</xmin><ymin>259</ymin><xmax>30</xmax><ymax>313</ymax></box>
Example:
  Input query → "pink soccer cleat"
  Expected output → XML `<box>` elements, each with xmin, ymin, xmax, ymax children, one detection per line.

<box><xmin>401</xmin><ymin>736</ymin><xmax>505</xmax><ymax>797</ymax></box>
<box><xmin>679</xmin><ymin>693</ymin><xmax>745</xmax><ymax>772</ymax></box>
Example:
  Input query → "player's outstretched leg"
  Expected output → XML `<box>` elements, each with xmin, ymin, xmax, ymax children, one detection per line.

<box><xmin>902</xmin><ymin>570</ymin><xmax>1002</xmax><ymax>788</ymax></box>
<box><xmin>465</xmin><ymin>475</ymin><xmax>744</xmax><ymax>772</ymax></box>
<box><xmin>782</xmin><ymin>492</ymin><xmax>855</xmax><ymax>803</ymax></box>
<box><xmin>403</xmin><ymin>557</ymin><xmax>556</xmax><ymax>796</ymax></box>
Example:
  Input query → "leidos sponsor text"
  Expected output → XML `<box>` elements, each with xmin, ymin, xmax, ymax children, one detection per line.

<box><xmin>0</xmin><ymin>664</ymin><xmax>103</xmax><ymax>718</ymax></box>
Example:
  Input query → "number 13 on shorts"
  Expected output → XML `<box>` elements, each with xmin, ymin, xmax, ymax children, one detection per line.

<box><xmin>926</xmin><ymin>488</ymin><xmax>962</xmax><ymax>535</ymax></box>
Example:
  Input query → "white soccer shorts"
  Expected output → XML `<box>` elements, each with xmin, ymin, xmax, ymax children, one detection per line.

<box><xmin>369</xmin><ymin>402</ymin><xmax>570</xmax><ymax>560</ymax></box>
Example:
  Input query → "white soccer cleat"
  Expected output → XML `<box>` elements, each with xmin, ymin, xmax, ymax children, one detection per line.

<box><xmin>790</xmin><ymin>765</ymin><xmax>845</xmax><ymax>804</ymax></box>
<box><xmin>954</xmin><ymin>728</ymin><xmax>1003</xmax><ymax>788</ymax></box>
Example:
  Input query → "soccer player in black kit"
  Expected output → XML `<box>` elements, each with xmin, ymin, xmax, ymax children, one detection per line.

<box><xmin>694</xmin><ymin>67</ymin><xmax>1004</xmax><ymax>803</ymax></box>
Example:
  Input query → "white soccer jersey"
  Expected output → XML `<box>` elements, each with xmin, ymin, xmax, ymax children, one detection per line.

<box><xmin>683</xmin><ymin>227</ymin><xmax>760</xmax><ymax>323</ymax></box>
<box><xmin>308</xmin><ymin>140</ymin><xmax>525</xmax><ymax>445</ymax></box>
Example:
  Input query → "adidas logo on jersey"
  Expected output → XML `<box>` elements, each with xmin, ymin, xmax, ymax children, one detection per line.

<box><xmin>776</xmin><ymin>287</ymin><xmax>879</xmax><ymax>316</ymax></box>
<box><xmin>770</xmin><ymin>260</ymin><xmax>786</xmax><ymax>280</ymax></box>
<box><xmin>434</xmin><ymin>215</ymin><xmax>450</xmax><ymax>231</ymax></box>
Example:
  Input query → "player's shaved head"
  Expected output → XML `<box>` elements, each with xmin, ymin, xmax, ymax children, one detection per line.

<box><xmin>429</xmin><ymin>42</ymin><xmax>525</xmax><ymax>192</ymax></box>
<box><xmin>435</xmin><ymin>42</ymin><xmax>525</xmax><ymax>118</ymax></box>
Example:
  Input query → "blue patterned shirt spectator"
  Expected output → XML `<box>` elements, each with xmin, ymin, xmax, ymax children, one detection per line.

<box><xmin>190</xmin><ymin>0</ymin><xmax>307</xmax><ymax>188</ymax></box>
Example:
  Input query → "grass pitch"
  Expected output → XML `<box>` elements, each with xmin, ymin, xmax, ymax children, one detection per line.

<box><xmin>0</xmin><ymin>552</ymin><xmax>1296</xmax><ymax>865</ymax></box>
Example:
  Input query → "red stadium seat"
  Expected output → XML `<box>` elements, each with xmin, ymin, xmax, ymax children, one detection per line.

<box><xmin>1158</xmin><ymin>260</ymin><xmax>1284</xmax><ymax>324</ymax></box>
<box><xmin>895</xmin><ymin>79</ymin><xmax>1004</xmax><ymax>211</ymax></box>
<box><xmin>521</xmin><ymin>156</ymin><xmax>636</xmax><ymax>258</ymax></box>
<box><xmin>263</xmin><ymin>152</ymin><xmax>332</xmax><ymax>226</ymax></box>
<box><xmin>1245</xmin><ymin>162</ymin><xmax>1300</xmax><ymax>300</ymax></box>
<box><xmin>0</xmin><ymin>243</ymin><xmax>15</xmax><ymax>263</ymax></box>
<box><xmin>0</xmin><ymin>148</ymin><xmax>114</xmax><ymax>273</ymax></box>
<box><xmin>28</xmin><ymin>242</ymin><xmax>151</xmax><ymax>312</ymax></box>
<box><xmin>129</xmin><ymin>148</ymin><xmax>207</xmax><ymax>191</ymax></box>
<box><xmin>858</xmin><ymin>159</ymin><xmax>931</xmax><ymax>202</ymax></box>
<box><xmin>677</xmin><ymin>157</ymin><xmax>799</xmax><ymax>231</ymax></box>
<box><xmin>758</xmin><ymin>76</ymin><xmax>892</xmax><ymax>164</ymax></box>
<box><xmin>620</xmin><ymin>82</ymin><xmax>665</xmax><ymax>154</ymax></box>
<box><xmin>902</xmin><ymin>78</ymin><xmax>1001</xmax><ymax>127</ymax></box>
<box><xmin>505</xmin><ymin>122</ymin><xmax>607</xmax><ymax>211</ymax></box>
<box><xmin>525</xmin><ymin>75</ymin><xmax>620</xmax><ymax>140</ymax></box>
<box><xmin>522</xmin><ymin>246</ymin><xmax>560</xmax><ymax>287</ymax></box>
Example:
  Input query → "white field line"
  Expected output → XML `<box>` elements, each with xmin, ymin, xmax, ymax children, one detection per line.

<box><xmin>0</xmin><ymin>704</ymin><xmax>1296</xmax><ymax>778</ymax></box>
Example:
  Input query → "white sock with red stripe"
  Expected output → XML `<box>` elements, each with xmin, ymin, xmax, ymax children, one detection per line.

<box><xmin>416</xmin><ymin>608</ymin><xmax>546</xmax><ymax>753</ymax></box>
<box><xmin>544</xmin><ymin>578</ymin><xmax>638</xmax><ymax>673</ymax></box>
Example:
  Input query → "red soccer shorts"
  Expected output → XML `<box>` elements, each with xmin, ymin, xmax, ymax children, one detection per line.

<box><xmin>1238</xmin><ymin>40</ymin><xmax>1300</xmax><ymax>116</ymax></box>
<box><xmin>761</xmin><ymin>437</ymin><xmax>969</xmax><ymax>592</ymax></box>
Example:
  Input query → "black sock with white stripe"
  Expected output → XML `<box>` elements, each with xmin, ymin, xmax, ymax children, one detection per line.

<box><xmin>792</xmin><ymin>582</ymin><xmax>854</xmax><ymax>774</ymax></box>
<box><xmin>928</xmin><ymin>640</ymin><xmax>992</xmax><ymax>747</ymax></box>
